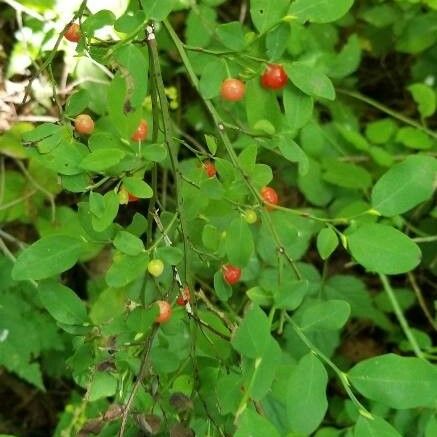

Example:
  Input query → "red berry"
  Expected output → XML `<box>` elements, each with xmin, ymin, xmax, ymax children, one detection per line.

<box><xmin>203</xmin><ymin>161</ymin><xmax>216</xmax><ymax>178</ymax></box>
<box><xmin>64</xmin><ymin>23</ymin><xmax>81</xmax><ymax>43</ymax></box>
<box><xmin>74</xmin><ymin>114</ymin><xmax>94</xmax><ymax>135</ymax></box>
<box><xmin>222</xmin><ymin>264</ymin><xmax>241</xmax><ymax>285</ymax></box>
<box><xmin>261</xmin><ymin>64</ymin><xmax>288</xmax><ymax>90</ymax></box>
<box><xmin>131</xmin><ymin>119</ymin><xmax>148</xmax><ymax>141</ymax></box>
<box><xmin>220</xmin><ymin>78</ymin><xmax>246</xmax><ymax>102</ymax></box>
<box><xmin>128</xmin><ymin>193</ymin><xmax>139</xmax><ymax>202</ymax></box>
<box><xmin>177</xmin><ymin>287</ymin><xmax>191</xmax><ymax>306</ymax></box>
<box><xmin>155</xmin><ymin>300</ymin><xmax>172</xmax><ymax>324</ymax></box>
<box><xmin>260</xmin><ymin>186</ymin><xmax>279</xmax><ymax>209</ymax></box>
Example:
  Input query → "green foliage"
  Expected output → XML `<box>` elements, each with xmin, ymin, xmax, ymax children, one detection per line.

<box><xmin>1</xmin><ymin>0</ymin><xmax>436</xmax><ymax>435</ymax></box>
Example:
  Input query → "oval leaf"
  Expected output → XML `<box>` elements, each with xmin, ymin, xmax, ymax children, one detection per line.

<box><xmin>349</xmin><ymin>354</ymin><xmax>437</xmax><ymax>409</ymax></box>
<box><xmin>286</xmin><ymin>63</ymin><xmax>335</xmax><ymax>100</ymax></box>
<box><xmin>225</xmin><ymin>216</ymin><xmax>254</xmax><ymax>267</ymax></box>
<box><xmin>12</xmin><ymin>235</ymin><xmax>83</xmax><ymax>280</ymax></box>
<box><xmin>348</xmin><ymin>224</ymin><xmax>421</xmax><ymax>275</ymax></box>
<box><xmin>287</xmin><ymin>353</ymin><xmax>328</xmax><ymax>434</ymax></box>
<box><xmin>38</xmin><ymin>280</ymin><xmax>88</xmax><ymax>325</ymax></box>
<box><xmin>371</xmin><ymin>155</ymin><xmax>436</xmax><ymax>217</ymax></box>
<box><xmin>300</xmin><ymin>299</ymin><xmax>351</xmax><ymax>331</ymax></box>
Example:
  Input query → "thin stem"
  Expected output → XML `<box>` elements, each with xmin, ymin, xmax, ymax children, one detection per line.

<box><xmin>147</xmin><ymin>54</ymin><xmax>161</xmax><ymax>246</ymax></box>
<box><xmin>407</xmin><ymin>272</ymin><xmax>437</xmax><ymax>332</ymax></box>
<box><xmin>14</xmin><ymin>159</ymin><xmax>56</xmax><ymax>222</ymax></box>
<box><xmin>163</xmin><ymin>20</ymin><xmax>303</xmax><ymax>280</ymax></box>
<box><xmin>0</xmin><ymin>238</ymin><xmax>38</xmax><ymax>288</ymax></box>
<box><xmin>412</xmin><ymin>235</ymin><xmax>437</xmax><ymax>243</ymax></box>
<box><xmin>22</xmin><ymin>0</ymin><xmax>88</xmax><ymax>104</ymax></box>
<box><xmin>285</xmin><ymin>315</ymin><xmax>373</xmax><ymax>419</ymax></box>
<box><xmin>147</xmin><ymin>24</ymin><xmax>190</xmax><ymax>285</ymax></box>
<box><xmin>337</xmin><ymin>88</ymin><xmax>437</xmax><ymax>140</ymax></box>
<box><xmin>0</xmin><ymin>190</ymin><xmax>37</xmax><ymax>211</ymax></box>
<box><xmin>118</xmin><ymin>327</ymin><xmax>158</xmax><ymax>437</ymax></box>
<box><xmin>379</xmin><ymin>274</ymin><xmax>424</xmax><ymax>358</ymax></box>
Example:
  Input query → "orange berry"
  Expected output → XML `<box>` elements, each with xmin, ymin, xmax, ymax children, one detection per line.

<box><xmin>131</xmin><ymin>119</ymin><xmax>148</xmax><ymax>141</ymax></box>
<box><xmin>177</xmin><ymin>287</ymin><xmax>191</xmax><ymax>306</ymax></box>
<box><xmin>203</xmin><ymin>160</ymin><xmax>216</xmax><ymax>178</ymax></box>
<box><xmin>220</xmin><ymin>78</ymin><xmax>245</xmax><ymax>102</ymax></box>
<box><xmin>74</xmin><ymin>114</ymin><xmax>94</xmax><ymax>135</ymax></box>
<box><xmin>260</xmin><ymin>186</ymin><xmax>279</xmax><ymax>210</ymax></box>
<box><xmin>222</xmin><ymin>264</ymin><xmax>241</xmax><ymax>285</ymax></box>
<box><xmin>155</xmin><ymin>300</ymin><xmax>172</xmax><ymax>324</ymax></box>
<box><xmin>64</xmin><ymin>23</ymin><xmax>81</xmax><ymax>43</ymax></box>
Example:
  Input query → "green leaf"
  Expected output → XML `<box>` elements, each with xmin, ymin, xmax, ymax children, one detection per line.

<box><xmin>349</xmin><ymin>354</ymin><xmax>437</xmax><ymax>409</ymax></box>
<box><xmin>355</xmin><ymin>416</ymin><xmax>402</xmax><ymax>437</ymax></box>
<box><xmin>82</xmin><ymin>10</ymin><xmax>115</xmax><ymax>34</ymax></box>
<box><xmin>287</xmin><ymin>353</ymin><xmax>328</xmax><ymax>434</ymax></box>
<box><xmin>278</xmin><ymin>135</ymin><xmax>309</xmax><ymax>175</ymax></box>
<box><xmin>327</xmin><ymin>34</ymin><xmax>362</xmax><ymax>79</ymax></box>
<box><xmin>216</xmin><ymin>22</ymin><xmax>246</xmax><ymax>51</ymax></box>
<box><xmin>142</xmin><ymin>143</ymin><xmax>167</xmax><ymax>162</ymax></box>
<box><xmin>202</xmin><ymin>224</ymin><xmax>221</xmax><ymax>251</ymax></box>
<box><xmin>115</xmin><ymin>10</ymin><xmax>146</xmax><ymax>33</ymax></box>
<box><xmin>348</xmin><ymin>224</ymin><xmax>421</xmax><ymax>275</ymax></box>
<box><xmin>250</xmin><ymin>338</ymin><xmax>282</xmax><ymax>400</ymax></box>
<box><xmin>238</xmin><ymin>145</ymin><xmax>257</xmax><ymax>175</ymax></box>
<box><xmin>107</xmin><ymin>74</ymin><xmax>128</xmax><ymax>137</ymax></box>
<box><xmin>408</xmin><ymin>83</ymin><xmax>436</xmax><ymax>118</ymax></box>
<box><xmin>231</xmin><ymin>305</ymin><xmax>271</xmax><ymax>358</ymax></box>
<box><xmin>289</xmin><ymin>0</ymin><xmax>354</xmax><ymax>24</ymax></box>
<box><xmin>186</xmin><ymin>5</ymin><xmax>216</xmax><ymax>47</ymax></box>
<box><xmin>317</xmin><ymin>227</ymin><xmax>339</xmax><ymax>260</ymax></box>
<box><xmin>274</xmin><ymin>279</ymin><xmax>309</xmax><ymax>310</ymax></box>
<box><xmin>286</xmin><ymin>63</ymin><xmax>335</xmax><ymax>100</ymax></box>
<box><xmin>205</xmin><ymin>134</ymin><xmax>218</xmax><ymax>155</ymax></box>
<box><xmin>371</xmin><ymin>155</ymin><xmax>436</xmax><ymax>217</ymax></box>
<box><xmin>12</xmin><ymin>235</ymin><xmax>83</xmax><ymax>280</ymax></box>
<box><xmin>299</xmin><ymin>299</ymin><xmax>351</xmax><ymax>332</ymax></box>
<box><xmin>122</xmin><ymin>177</ymin><xmax>153</xmax><ymax>198</ymax></box>
<box><xmin>235</xmin><ymin>408</ymin><xmax>280</xmax><ymax>437</ymax></box>
<box><xmin>114</xmin><ymin>44</ymin><xmax>149</xmax><ymax>108</ymax></box>
<box><xmin>323</xmin><ymin>159</ymin><xmax>372</xmax><ymax>189</ymax></box>
<box><xmin>65</xmin><ymin>89</ymin><xmax>90</xmax><ymax>116</ymax></box>
<box><xmin>199</xmin><ymin>59</ymin><xmax>227</xmax><ymax>99</ymax></box>
<box><xmin>91</xmin><ymin>191</ymin><xmax>119</xmax><ymax>232</ymax></box>
<box><xmin>213</xmin><ymin>270</ymin><xmax>233</xmax><ymax>301</ymax></box>
<box><xmin>88</xmin><ymin>372</ymin><xmax>118</xmax><ymax>401</ymax></box>
<box><xmin>80</xmin><ymin>148</ymin><xmax>126</xmax><ymax>172</ymax></box>
<box><xmin>283</xmin><ymin>85</ymin><xmax>314</xmax><ymax>130</ymax></box>
<box><xmin>38</xmin><ymin>280</ymin><xmax>88</xmax><ymax>325</ymax></box>
<box><xmin>22</xmin><ymin>123</ymin><xmax>60</xmax><ymax>143</ymax></box>
<box><xmin>106</xmin><ymin>252</ymin><xmax>148</xmax><ymax>288</ymax></box>
<box><xmin>126</xmin><ymin>307</ymin><xmax>157</xmax><ymax>334</ymax></box>
<box><xmin>365</xmin><ymin>119</ymin><xmax>397</xmax><ymax>144</ymax></box>
<box><xmin>247</xmin><ymin>286</ymin><xmax>274</xmax><ymax>307</ymax></box>
<box><xmin>113</xmin><ymin>231</ymin><xmax>145</xmax><ymax>256</ymax></box>
<box><xmin>225</xmin><ymin>218</ymin><xmax>254</xmax><ymax>267</ymax></box>
<box><xmin>156</xmin><ymin>246</ymin><xmax>183</xmax><ymax>265</ymax></box>
<box><xmin>426</xmin><ymin>416</ymin><xmax>437</xmax><ymax>437</ymax></box>
<box><xmin>245</xmin><ymin>78</ymin><xmax>283</xmax><ymax>130</ymax></box>
<box><xmin>266</xmin><ymin>23</ymin><xmax>290</xmax><ymax>60</ymax></box>
<box><xmin>298</xmin><ymin>159</ymin><xmax>333</xmax><ymax>207</ymax></box>
<box><xmin>396</xmin><ymin>127</ymin><xmax>433</xmax><ymax>149</ymax></box>
<box><xmin>250</xmin><ymin>0</ymin><xmax>289</xmax><ymax>33</ymax></box>
<box><xmin>336</xmin><ymin>124</ymin><xmax>370</xmax><ymax>152</ymax></box>
<box><xmin>140</xmin><ymin>0</ymin><xmax>175</xmax><ymax>21</ymax></box>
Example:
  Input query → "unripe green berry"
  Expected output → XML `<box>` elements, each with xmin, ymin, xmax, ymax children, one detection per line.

<box><xmin>243</xmin><ymin>209</ymin><xmax>257</xmax><ymax>224</ymax></box>
<box><xmin>148</xmin><ymin>259</ymin><xmax>164</xmax><ymax>277</ymax></box>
